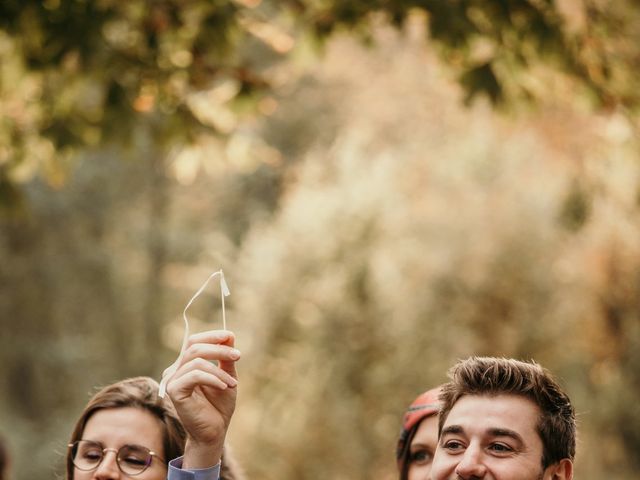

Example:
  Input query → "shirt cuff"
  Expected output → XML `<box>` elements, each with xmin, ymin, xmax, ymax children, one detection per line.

<box><xmin>168</xmin><ymin>456</ymin><xmax>220</xmax><ymax>480</ymax></box>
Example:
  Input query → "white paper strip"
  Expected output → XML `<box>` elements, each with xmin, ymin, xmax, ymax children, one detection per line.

<box><xmin>158</xmin><ymin>269</ymin><xmax>231</xmax><ymax>398</ymax></box>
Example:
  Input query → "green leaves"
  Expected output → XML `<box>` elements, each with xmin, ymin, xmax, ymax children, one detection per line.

<box><xmin>459</xmin><ymin>62</ymin><xmax>502</xmax><ymax>105</ymax></box>
<box><xmin>2</xmin><ymin>0</ymin><xmax>640</xmax><ymax>205</ymax></box>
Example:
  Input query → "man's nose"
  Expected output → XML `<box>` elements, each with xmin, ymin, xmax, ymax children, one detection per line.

<box><xmin>454</xmin><ymin>445</ymin><xmax>487</xmax><ymax>479</ymax></box>
<box><xmin>93</xmin><ymin>450</ymin><xmax>120</xmax><ymax>479</ymax></box>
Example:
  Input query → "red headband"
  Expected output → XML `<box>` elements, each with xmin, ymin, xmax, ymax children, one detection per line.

<box><xmin>396</xmin><ymin>387</ymin><xmax>442</xmax><ymax>462</ymax></box>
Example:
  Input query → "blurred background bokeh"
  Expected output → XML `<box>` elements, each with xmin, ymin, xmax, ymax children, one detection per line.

<box><xmin>1</xmin><ymin>1</ymin><xmax>639</xmax><ymax>479</ymax></box>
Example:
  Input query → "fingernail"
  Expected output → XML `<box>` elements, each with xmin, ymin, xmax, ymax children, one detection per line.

<box><xmin>228</xmin><ymin>377</ymin><xmax>238</xmax><ymax>387</ymax></box>
<box><xmin>230</xmin><ymin>349</ymin><xmax>241</xmax><ymax>359</ymax></box>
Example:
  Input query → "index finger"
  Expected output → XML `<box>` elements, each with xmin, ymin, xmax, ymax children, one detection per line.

<box><xmin>187</xmin><ymin>330</ymin><xmax>235</xmax><ymax>348</ymax></box>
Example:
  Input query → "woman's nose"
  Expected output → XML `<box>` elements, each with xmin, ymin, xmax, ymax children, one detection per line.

<box><xmin>93</xmin><ymin>450</ymin><xmax>120</xmax><ymax>479</ymax></box>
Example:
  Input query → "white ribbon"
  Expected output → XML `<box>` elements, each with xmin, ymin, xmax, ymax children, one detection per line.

<box><xmin>158</xmin><ymin>269</ymin><xmax>231</xmax><ymax>398</ymax></box>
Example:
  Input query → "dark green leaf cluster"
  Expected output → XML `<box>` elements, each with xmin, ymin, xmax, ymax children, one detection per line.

<box><xmin>288</xmin><ymin>0</ymin><xmax>640</xmax><ymax>108</ymax></box>
<box><xmin>0</xmin><ymin>0</ymin><xmax>282</xmax><ymax>196</ymax></box>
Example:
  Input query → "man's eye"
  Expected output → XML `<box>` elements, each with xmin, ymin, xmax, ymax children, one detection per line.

<box><xmin>443</xmin><ymin>440</ymin><xmax>465</xmax><ymax>452</ymax></box>
<box><xmin>409</xmin><ymin>449</ymin><xmax>432</xmax><ymax>464</ymax></box>
<box><xmin>489</xmin><ymin>443</ymin><xmax>513</xmax><ymax>453</ymax></box>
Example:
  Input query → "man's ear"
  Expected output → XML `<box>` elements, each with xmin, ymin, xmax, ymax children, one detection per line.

<box><xmin>544</xmin><ymin>459</ymin><xmax>573</xmax><ymax>480</ymax></box>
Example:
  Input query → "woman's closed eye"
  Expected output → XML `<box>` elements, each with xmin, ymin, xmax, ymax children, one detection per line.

<box><xmin>81</xmin><ymin>451</ymin><xmax>102</xmax><ymax>461</ymax></box>
<box><xmin>119</xmin><ymin>447</ymin><xmax>151</xmax><ymax>467</ymax></box>
<box><xmin>78</xmin><ymin>445</ymin><xmax>103</xmax><ymax>461</ymax></box>
<box><xmin>121</xmin><ymin>456</ymin><xmax>148</xmax><ymax>467</ymax></box>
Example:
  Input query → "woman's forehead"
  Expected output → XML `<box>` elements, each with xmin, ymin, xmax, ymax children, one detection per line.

<box><xmin>82</xmin><ymin>407</ymin><xmax>165</xmax><ymax>453</ymax></box>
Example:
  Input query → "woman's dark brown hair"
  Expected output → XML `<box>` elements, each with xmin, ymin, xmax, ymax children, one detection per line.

<box><xmin>66</xmin><ymin>376</ymin><xmax>244</xmax><ymax>480</ymax></box>
<box><xmin>66</xmin><ymin>376</ymin><xmax>185</xmax><ymax>480</ymax></box>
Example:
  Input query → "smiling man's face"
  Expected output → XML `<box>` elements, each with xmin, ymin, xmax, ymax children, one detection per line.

<box><xmin>431</xmin><ymin>394</ymin><xmax>571</xmax><ymax>480</ymax></box>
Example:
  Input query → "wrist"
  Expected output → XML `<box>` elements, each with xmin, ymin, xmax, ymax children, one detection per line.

<box><xmin>182</xmin><ymin>437</ymin><xmax>224</xmax><ymax>470</ymax></box>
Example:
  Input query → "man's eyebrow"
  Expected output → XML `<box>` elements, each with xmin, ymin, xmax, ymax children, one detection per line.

<box><xmin>440</xmin><ymin>426</ymin><xmax>524</xmax><ymax>444</ymax></box>
<box><xmin>441</xmin><ymin>425</ymin><xmax>464</xmax><ymax>436</ymax></box>
<box><xmin>487</xmin><ymin>428</ymin><xmax>524</xmax><ymax>444</ymax></box>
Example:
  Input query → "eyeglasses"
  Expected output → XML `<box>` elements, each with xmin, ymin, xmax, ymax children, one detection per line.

<box><xmin>68</xmin><ymin>440</ymin><xmax>165</xmax><ymax>476</ymax></box>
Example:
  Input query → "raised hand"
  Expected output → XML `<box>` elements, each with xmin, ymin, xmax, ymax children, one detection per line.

<box><xmin>166</xmin><ymin>330</ymin><xmax>240</xmax><ymax>469</ymax></box>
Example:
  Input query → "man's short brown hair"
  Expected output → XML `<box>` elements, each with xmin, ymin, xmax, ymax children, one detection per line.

<box><xmin>438</xmin><ymin>357</ymin><xmax>576</xmax><ymax>467</ymax></box>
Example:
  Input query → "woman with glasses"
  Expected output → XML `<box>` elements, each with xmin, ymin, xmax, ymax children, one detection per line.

<box><xmin>396</xmin><ymin>387</ymin><xmax>442</xmax><ymax>480</ymax></box>
<box><xmin>66</xmin><ymin>330</ymin><xmax>241</xmax><ymax>480</ymax></box>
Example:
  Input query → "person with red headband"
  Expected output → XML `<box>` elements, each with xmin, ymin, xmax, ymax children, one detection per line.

<box><xmin>396</xmin><ymin>386</ymin><xmax>442</xmax><ymax>480</ymax></box>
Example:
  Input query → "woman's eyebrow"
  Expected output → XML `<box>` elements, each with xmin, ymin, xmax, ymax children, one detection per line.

<box><xmin>79</xmin><ymin>438</ymin><xmax>103</xmax><ymax>445</ymax></box>
<box><xmin>410</xmin><ymin>442</ymin><xmax>433</xmax><ymax>448</ymax></box>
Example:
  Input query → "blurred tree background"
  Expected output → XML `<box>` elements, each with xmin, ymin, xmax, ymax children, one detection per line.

<box><xmin>1</xmin><ymin>1</ymin><xmax>639</xmax><ymax>479</ymax></box>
